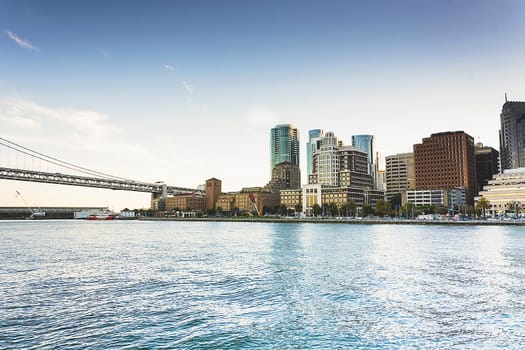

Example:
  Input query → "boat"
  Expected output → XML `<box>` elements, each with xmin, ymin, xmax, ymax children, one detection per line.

<box><xmin>28</xmin><ymin>210</ymin><xmax>46</xmax><ymax>220</ymax></box>
<box><xmin>86</xmin><ymin>209</ymin><xmax>115</xmax><ymax>220</ymax></box>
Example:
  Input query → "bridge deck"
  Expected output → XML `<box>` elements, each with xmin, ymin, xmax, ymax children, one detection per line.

<box><xmin>0</xmin><ymin>167</ymin><xmax>203</xmax><ymax>195</ymax></box>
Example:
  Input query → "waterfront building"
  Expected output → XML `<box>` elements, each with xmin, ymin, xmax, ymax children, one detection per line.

<box><xmin>402</xmin><ymin>188</ymin><xmax>466</xmax><ymax>209</ymax></box>
<box><xmin>281</xmin><ymin>184</ymin><xmax>384</xmax><ymax>215</ymax></box>
<box><xmin>385</xmin><ymin>152</ymin><xmax>415</xmax><ymax>199</ymax></box>
<box><xmin>476</xmin><ymin>168</ymin><xmax>525</xmax><ymax>215</ymax></box>
<box><xmin>475</xmin><ymin>143</ymin><xmax>499</xmax><ymax>194</ymax></box>
<box><xmin>306</xmin><ymin>129</ymin><xmax>324</xmax><ymax>177</ymax></box>
<box><xmin>352</xmin><ymin>134</ymin><xmax>375</xmax><ymax>176</ymax></box>
<box><xmin>448</xmin><ymin>188</ymin><xmax>467</xmax><ymax>209</ymax></box>
<box><xmin>414</xmin><ymin>131</ymin><xmax>476</xmax><ymax>203</ymax></box>
<box><xmin>403</xmin><ymin>189</ymin><xmax>446</xmax><ymax>207</ymax></box>
<box><xmin>205</xmin><ymin>178</ymin><xmax>222</xmax><ymax>210</ymax></box>
<box><xmin>165</xmin><ymin>194</ymin><xmax>205</xmax><ymax>211</ymax></box>
<box><xmin>216</xmin><ymin>187</ymin><xmax>280</xmax><ymax>215</ymax></box>
<box><xmin>265</xmin><ymin>162</ymin><xmax>301</xmax><ymax>192</ymax></box>
<box><xmin>499</xmin><ymin>99</ymin><xmax>525</xmax><ymax>171</ymax></box>
<box><xmin>294</xmin><ymin>131</ymin><xmax>384</xmax><ymax>215</ymax></box>
<box><xmin>310</xmin><ymin>132</ymin><xmax>372</xmax><ymax>188</ymax></box>
<box><xmin>280</xmin><ymin>188</ymin><xmax>303</xmax><ymax>209</ymax></box>
<box><xmin>270</xmin><ymin>124</ymin><xmax>299</xmax><ymax>171</ymax></box>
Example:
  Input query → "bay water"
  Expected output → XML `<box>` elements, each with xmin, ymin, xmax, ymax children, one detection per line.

<box><xmin>1</xmin><ymin>221</ymin><xmax>524</xmax><ymax>349</ymax></box>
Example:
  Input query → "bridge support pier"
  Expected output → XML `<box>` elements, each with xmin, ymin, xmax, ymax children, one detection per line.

<box><xmin>151</xmin><ymin>184</ymin><xmax>168</xmax><ymax>210</ymax></box>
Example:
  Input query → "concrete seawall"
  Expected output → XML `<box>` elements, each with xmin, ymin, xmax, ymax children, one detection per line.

<box><xmin>140</xmin><ymin>217</ymin><xmax>525</xmax><ymax>226</ymax></box>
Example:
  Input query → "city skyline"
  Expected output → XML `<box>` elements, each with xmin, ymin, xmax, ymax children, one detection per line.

<box><xmin>1</xmin><ymin>0</ymin><xmax>524</xmax><ymax>209</ymax></box>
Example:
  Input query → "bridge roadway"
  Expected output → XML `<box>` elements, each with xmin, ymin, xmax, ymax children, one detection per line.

<box><xmin>0</xmin><ymin>167</ymin><xmax>204</xmax><ymax>196</ymax></box>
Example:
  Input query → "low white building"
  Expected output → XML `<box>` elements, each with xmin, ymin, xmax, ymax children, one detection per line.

<box><xmin>402</xmin><ymin>188</ymin><xmax>466</xmax><ymax>208</ymax></box>
<box><xmin>403</xmin><ymin>189</ymin><xmax>446</xmax><ymax>206</ymax></box>
<box><xmin>476</xmin><ymin>168</ymin><xmax>525</xmax><ymax>215</ymax></box>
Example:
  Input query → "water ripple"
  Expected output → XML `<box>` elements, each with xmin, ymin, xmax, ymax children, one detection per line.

<box><xmin>1</xmin><ymin>221</ymin><xmax>525</xmax><ymax>348</ymax></box>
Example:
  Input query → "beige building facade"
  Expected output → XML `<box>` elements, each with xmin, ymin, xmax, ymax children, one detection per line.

<box><xmin>385</xmin><ymin>152</ymin><xmax>415</xmax><ymax>199</ymax></box>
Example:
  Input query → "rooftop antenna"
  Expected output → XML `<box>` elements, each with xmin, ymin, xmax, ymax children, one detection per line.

<box><xmin>505</xmin><ymin>92</ymin><xmax>508</xmax><ymax>102</ymax></box>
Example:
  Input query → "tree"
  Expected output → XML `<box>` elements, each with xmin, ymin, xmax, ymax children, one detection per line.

<box><xmin>476</xmin><ymin>197</ymin><xmax>490</xmax><ymax>218</ymax></box>
<box><xmin>374</xmin><ymin>199</ymin><xmax>391</xmax><ymax>217</ymax></box>
<box><xmin>390</xmin><ymin>193</ymin><xmax>402</xmax><ymax>210</ymax></box>
<box><xmin>402</xmin><ymin>202</ymin><xmax>414</xmax><ymax>218</ymax></box>
<box><xmin>312</xmin><ymin>203</ymin><xmax>322</xmax><ymax>217</ymax></box>
<box><xmin>329</xmin><ymin>203</ymin><xmax>338</xmax><ymax>217</ymax></box>
<box><xmin>279</xmin><ymin>204</ymin><xmax>288</xmax><ymax>216</ymax></box>
<box><xmin>362</xmin><ymin>204</ymin><xmax>374</xmax><ymax>217</ymax></box>
<box><xmin>295</xmin><ymin>204</ymin><xmax>303</xmax><ymax>213</ymax></box>
<box><xmin>347</xmin><ymin>201</ymin><xmax>357</xmax><ymax>217</ymax></box>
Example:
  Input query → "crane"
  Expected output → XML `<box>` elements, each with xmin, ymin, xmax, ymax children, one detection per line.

<box><xmin>16</xmin><ymin>190</ymin><xmax>46</xmax><ymax>219</ymax></box>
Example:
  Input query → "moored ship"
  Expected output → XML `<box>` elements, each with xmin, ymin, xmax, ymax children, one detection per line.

<box><xmin>86</xmin><ymin>209</ymin><xmax>115</xmax><ymax>220</ymax></box>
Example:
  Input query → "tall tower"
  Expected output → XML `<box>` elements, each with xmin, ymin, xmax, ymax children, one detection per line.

<box><xmin>270</xmin><ymin>124</ymin><xmax>299</xmax><ymax>171</ymax></box>
<box><xmin>475</xmin><ymin>143</ymin><xmax>499</xmax><ymax>194</ymax></box>
<box><xmin>205</xmin><ymin>178</ymin><xmax>222</xmax><ymax>210</ymax></box>
<box><xmin>414</xmin><ymin>131</ymin><xmax>476</xmax><ymax>203</ymax></box>
<box><xmin>314</xmin><ymin>132</ymin><xmax>340</xmax><ymax>186</ymax></box>
<box><xmin>499</xmin><ymin>99</ymin><xmax>525</xmax><ymax>171</ymax></box>
<box><xmin>352</xmin><ymin>135</ymin><xmax>375</xmax><ymax>176</ymax></box>
<box><xmin>306</xmin><ymin>129</ymin><xmax>324</xmax><ymax>177</ymax></box>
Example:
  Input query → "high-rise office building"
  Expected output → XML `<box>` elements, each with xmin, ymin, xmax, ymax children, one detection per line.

<box><xmin>352</xmin><ymin>134</ymin><xmax>375</xmax><ymax>176</ymax></box>
<box><xmin>475</xmin><ymin>142</ymin><xmax>499</xmax><ymax>194</ymax></box>
<box><xmin>310</xmin><ymin>131</ymin><xmax>372</xmax><ymax>188</ymax></box>
<box><xmin>306</xmin><ymin>129</ymin><xmax>324</xmax><ymax>177</ymax></box>
<box><xmin>499</xmin><ymin>99</ymin><xmax>525</xmax><ymax>170</ymax></box>
<box><xmin>385</xmin><ymin>152</ymin><xmax>415</xmax><ymax>199</ymax></box>
<box><xmin>270</xmin><ymin>124</ymin><xmax>299</xmax><ymax>171</ymax></box>
<box><xmin>414</xmin><ymin>131</ymin><xmax>476</xmax><ymax>203</ymax></box>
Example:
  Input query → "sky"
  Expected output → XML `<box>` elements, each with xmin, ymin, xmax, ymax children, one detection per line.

<box><xmin>1</xmin><ymin>0</ymin><xmax>524</xmax><ymax>210</ymax></box>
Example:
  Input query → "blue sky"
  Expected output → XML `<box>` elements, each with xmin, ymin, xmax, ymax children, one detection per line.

<box><xmin>1</xmin><ymin>0</ymin><xmax>525</xmax><ymax>209</ymax></box>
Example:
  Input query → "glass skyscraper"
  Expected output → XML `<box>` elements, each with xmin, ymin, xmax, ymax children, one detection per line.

<box><xmin>352</xmin><ymin>134</ymin><xmax>375</xmax><ymax>175</ymax></box>
<box><xmin>270</xmin><ymin>124</ymin><xmax>299</xmax><ymax>171</ymax></box>
<box><xmin>306</xmin><ymin>129</ymin><xmax>323</xmax><ymax>177</ymax></box>
<box><xmin>499</xmin><ymin>99</ymin><xmax>525</xmax><ymax>171</ymax></box>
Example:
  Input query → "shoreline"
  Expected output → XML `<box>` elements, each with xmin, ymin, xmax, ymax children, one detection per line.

<box><xmin>139</xmin><ymin>217</ymin><xmax>525</xmax><ymax>226</ymax></box>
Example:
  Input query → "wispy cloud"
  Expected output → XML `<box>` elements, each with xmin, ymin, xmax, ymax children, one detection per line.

<box><xmin>5</xmin><ymin>31</ymin><xmax>39</xmax><ymax>51</ymax></box>
<box><xmin>164</xmin><ymin>64</ymin><xmax>174</xmax><ymax>71</ymax></box>
<box><xmin>181</xmin><ymin>80</ymin><xmax>194</xmax><ymax>94</ymax></box>
<box><xmin>0</xmin><ymin>98</ymin><xmax>122</xmax><ymax>139</ymax></box>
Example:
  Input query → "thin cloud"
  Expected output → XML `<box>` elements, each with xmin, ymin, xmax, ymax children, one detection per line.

<box><xmin>181</xmin><ymin>80</ymin><xmax>194</xmax><ymax>94</ymax></box>
<box><xmin>5</xmin><ymin>31</ymin><xmax>39</xmax><ymax>51</ymax></box>
<box><xmin>164</xmin><ymin>64</ymin><xmax>174</xmax><ymax>71</ymax></box>
<box><xmin>0</xmin><ymin>98</ymin><xmax>122</xmax><ymax>139</ymax></box>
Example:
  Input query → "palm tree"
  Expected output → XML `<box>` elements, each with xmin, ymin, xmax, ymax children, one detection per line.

<box><xmin>476</xmin><ymin>197</ymin><xmax>490</xmax><ymax>218</ymax></box>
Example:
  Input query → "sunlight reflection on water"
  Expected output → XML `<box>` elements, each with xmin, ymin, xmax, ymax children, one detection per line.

<box><xmin>1</xmin><ymin>221</ymin><xmax>524</xmax><ymax>349</ymax></box>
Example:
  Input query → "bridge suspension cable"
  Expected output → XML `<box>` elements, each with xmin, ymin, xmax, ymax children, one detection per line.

<box><xmin>0</xmin><ymin>136</ymin><xmax>203</xmax><ymax>195</ymax></box>
<box><xmin>0</xmin><ymin>136</ymin><xmax>132</xmax><ymax>181</ymax></box>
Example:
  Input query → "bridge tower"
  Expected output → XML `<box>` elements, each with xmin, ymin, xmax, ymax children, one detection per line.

<box><xmin>151</xmin><ymin>183</ymin><xmax>168</xmax><ymax>210</ymax></box>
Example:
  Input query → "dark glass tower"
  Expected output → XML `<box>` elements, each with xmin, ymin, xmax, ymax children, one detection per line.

<box><xmin>499</xmin><ymin>99</ymin><xmax>525</xmax><ymax>170</ymax></box>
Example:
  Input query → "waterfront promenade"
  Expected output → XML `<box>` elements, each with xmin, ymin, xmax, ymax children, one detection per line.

<box><xmin>141</xmin><ymin>216</ymin><xmax>525</xmax><ymax>226</ymax></box>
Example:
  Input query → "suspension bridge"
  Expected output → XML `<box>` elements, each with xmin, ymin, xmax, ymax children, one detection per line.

<box><xmin>0</xmin><ymin>137</ymin><xmax>203</xmax><ymax>199</ymax></box>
